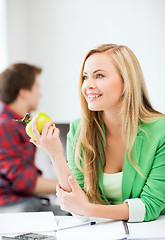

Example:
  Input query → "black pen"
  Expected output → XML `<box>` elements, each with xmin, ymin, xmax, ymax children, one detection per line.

<box><xmin>122</xmin><ymin>220</ymin><xmax>130</xmax><ymax>237</ymax></box>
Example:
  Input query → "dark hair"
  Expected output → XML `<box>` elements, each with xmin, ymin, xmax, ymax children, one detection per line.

<box><xmin>0</xmin><ymin>63</ymin><xmax>42</xmax><ymax>104</ymax></box>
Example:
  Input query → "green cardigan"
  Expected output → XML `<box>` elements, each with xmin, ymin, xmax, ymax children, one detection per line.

<box><xmin>67</xmin><ymin>117</ymin><xmax>165</xmax><ymax>222</ymax></box>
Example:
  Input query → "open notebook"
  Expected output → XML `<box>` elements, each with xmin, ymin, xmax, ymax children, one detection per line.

<box><xmin>55</xmin><ymin>216</ymin><xmax>165</xmax><ymax>240</ymax></box>
<box><xmin>55</xmin><ymin>216</ymin><xmax>127</xmax><ymax>240</ymax></box>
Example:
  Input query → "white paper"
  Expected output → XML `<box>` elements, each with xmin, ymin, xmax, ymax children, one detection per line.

<box><xmin>56</xmin><ymin>216</ymin><xmax>113</xmax><ymax>230</ymax></box>
<box><xmin>0</xmin><ymin>211</ymin><xmax>57</xmax><ymax>234</ymax></box>
<box><xmin>55</xmin><ymin>216</ymin><xmax>126</xmax><ymax>240</ymax></box>
<box><xmin>128</xmin><ymin>215</ymin><xmax>165</xmax><ymax>239</ymax></box>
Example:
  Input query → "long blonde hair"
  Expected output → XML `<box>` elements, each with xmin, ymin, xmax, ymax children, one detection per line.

<box><xmin>74</xmin><ymin>44</ymin><xmax>163</xmax><ymax>204</ymax></box>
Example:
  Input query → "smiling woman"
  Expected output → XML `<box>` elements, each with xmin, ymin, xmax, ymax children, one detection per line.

<box><xmin>31</xmin><ymin>44</ymin><xmax>165</xmax><ymax>223</ymax></box>
<box><xmin>81</xmin><ymin>53</ymin><xmax>124</xmax><ymax>112</ymax></box>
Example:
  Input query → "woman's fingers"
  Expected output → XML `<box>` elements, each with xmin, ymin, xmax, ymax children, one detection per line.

<box><xmin>47</xmin><ymin>126</ymin><xmax>55</xmax><ymax>136</ymax></box>
<box><xmin>42</xmin><ymin>120</ymin><xmax>56</xmax><ymax>136</ymax></box>
<box><xmin>54</xmin><ymin>127</ymin><xmax>60</xmax><ymax>137</ymax></box>
<box><xmin>32</xmin><ymin>118</ymin><xmax>41</xmax><ymax>141</ymax></box>
<box><xmin>32</xmin><ymin>118</ymin><xmax>56</xmax><ymax>139</ymax></box>
<box><xmin>29</xmin><ymin>139</ymin><xmax>38</xmax><ymax>147</ymax></box>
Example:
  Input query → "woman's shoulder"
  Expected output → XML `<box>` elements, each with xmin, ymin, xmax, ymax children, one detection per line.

<box><xmin>143</xmin><ymin>116</ymin><xmax>165</xmax><ymax>128</ymax></box>
<box><xmin>67</xmin><ymin>118</ymin><xmax>81</xmax><ymax>138</ymax></box>
<box><xmin>70</xmin><ymin>118</ymin><xmax>81</xmax><ymax>131</ymax></box>
<box><xmin>139</xmin><ymin>116</ymin><xmax>165</xmax><ymax>139</ymax></box>
<box><xmin>70</xmin><ymin>118</ymin><xmax>81</xmax><ymax>128</ymax></box>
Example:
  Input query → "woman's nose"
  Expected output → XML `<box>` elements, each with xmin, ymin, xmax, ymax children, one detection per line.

<box><xmin>85</xmin><ymin>77</ymin><xmax>96</xmax><ymax>89</ymax></box>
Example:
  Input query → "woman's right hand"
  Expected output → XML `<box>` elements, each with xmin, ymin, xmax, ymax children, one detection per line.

<box><xmin>30</xmin><ymin>118</ymin><xmax>65</xmax><ymax>160</ymax></box>
<box><xmin>31</xmin><ymin>118</ymin><xmax>73</xmax><ymax>192</ymax></box>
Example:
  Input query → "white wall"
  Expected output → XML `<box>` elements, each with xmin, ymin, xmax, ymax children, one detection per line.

<box><xmin>0</xmin><ymin>0</ymin><xmax>8</xmax><ymax>71</ymax></box>
<box><xmin>6</xmin><ymin>0</ymin><xmax>165</xmax><ymax>123</ymax></box>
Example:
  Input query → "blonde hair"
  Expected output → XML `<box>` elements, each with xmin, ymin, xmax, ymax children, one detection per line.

<box><xmin>74</xmin><ymin>44</ymin><xmax>164</xmax><ymax>204</ymax></box>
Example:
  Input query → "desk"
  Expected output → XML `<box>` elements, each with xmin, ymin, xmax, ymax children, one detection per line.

<box><xmin>0</xmin><ymin>215</ymin><xmax>165</xmax><ymax>240</ymax></box>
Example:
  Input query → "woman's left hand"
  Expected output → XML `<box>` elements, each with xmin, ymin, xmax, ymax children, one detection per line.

<box><xmin>56</xmin><ymin>176</ymin><xmax>90</xmax><ymax>216</ymax></box>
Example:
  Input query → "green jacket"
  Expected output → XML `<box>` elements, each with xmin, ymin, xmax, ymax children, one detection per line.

<box><xmin>67</xmin><ymin>117</ymin><xmax>165</xmax><ymax>222</ymax></box>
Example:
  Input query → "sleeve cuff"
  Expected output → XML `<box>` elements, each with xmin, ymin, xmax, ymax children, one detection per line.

<box><xmin>124</xmin><ymin>198</ymin><xmax>145</xmax><ymax>222</ymax></box>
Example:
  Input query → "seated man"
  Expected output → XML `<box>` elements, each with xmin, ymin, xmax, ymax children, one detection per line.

<box><xmin>0</xmin><ymin>63</ymin><xmax>67</xmax><ymax>215</ymax></box>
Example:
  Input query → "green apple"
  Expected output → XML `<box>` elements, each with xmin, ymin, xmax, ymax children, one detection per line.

<box><xmin>13</xmin><ymin>112</ymin><xmax>54</xmax><ymax>140</ymax></box>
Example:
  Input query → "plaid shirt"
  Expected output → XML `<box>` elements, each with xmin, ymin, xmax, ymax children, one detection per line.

<box><xmin>0</xmin><ymin>101</ymin><xmax>41</xmax><ymax>206</ymax></box>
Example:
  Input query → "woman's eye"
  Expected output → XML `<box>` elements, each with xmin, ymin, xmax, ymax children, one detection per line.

<box><xmin>96</xmin><ymin>74</ymin><xmax>104</xmax><ymax>79</ymax></box>
<box><xmin>82</xmin><ymin>75</ymin><xmax>88</xmax><ymax>80</ymax></box>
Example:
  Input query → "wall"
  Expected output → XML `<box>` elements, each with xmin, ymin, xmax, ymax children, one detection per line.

<box><xmin>6</xmin><ymin>0</ymin><xmax>165</xmax><ymax>123</ymax></box>
<box><xmin>0</xmin><ymin>0</ymin><xmax>8</xmax><ymax>71</ymax></box>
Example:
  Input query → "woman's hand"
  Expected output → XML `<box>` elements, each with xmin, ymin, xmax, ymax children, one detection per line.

<box><xmin>30</xmin><ymin>118</ymin><xmax>64</xmax><ymax>159</ymax></box>
<box><xmin>56</xmin><ymin>176</ymin><xmax>90</xmax><ymax>216</ymax></box>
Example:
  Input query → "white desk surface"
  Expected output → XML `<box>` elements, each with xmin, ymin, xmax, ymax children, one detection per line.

<box><xmin>0</xmin><ymin>215</ymin><xmax>165</xmax><ymax>240</ymax></box>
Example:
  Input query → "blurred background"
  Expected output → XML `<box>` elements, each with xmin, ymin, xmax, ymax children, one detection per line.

<box><xmin>0</xmin><ymin>0</ymin><xmax>165</xmax><ymax>207</ymax></box>
<box><xmin>0</xmin><ymin>0</ymin><xmax>165</xmax><ymax>124</ymax></box>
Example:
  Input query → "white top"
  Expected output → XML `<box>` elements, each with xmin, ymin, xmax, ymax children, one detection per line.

<box><xmin>103</xmin><ymin>172</ymin><xmax>123</xmax><ymax>205</ymax></box>
<box><xmin>103</xmin><ymin>171</ymin><xmax>145</xmax><ymax>222</ymax></box>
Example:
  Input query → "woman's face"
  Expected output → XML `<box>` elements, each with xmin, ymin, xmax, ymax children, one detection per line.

<box><xmin>82</xmin><ymin>53</ymin><xmax>124</xmax><ymax>113</ymax></box>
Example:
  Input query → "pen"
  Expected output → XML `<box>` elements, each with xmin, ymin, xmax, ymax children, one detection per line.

<box><xmin>122</xmin><ymin>220</ymin><xmax>130</xmax><ymax>237</ymax></box>
<box><xmin>56</xmin><ymin>221</ymin><xmax>96</xmax><ymax>231</ymax></box>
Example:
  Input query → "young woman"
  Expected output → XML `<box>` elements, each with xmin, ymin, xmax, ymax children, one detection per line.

<box><xmin>31</xmin><ymin>44</ymin><xmax>165</xmax><ymax>222</ymax></box>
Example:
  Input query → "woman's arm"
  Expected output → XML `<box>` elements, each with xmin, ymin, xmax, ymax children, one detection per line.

<box><xmin>87</xmin><ymin>202</ymin><xmax>129</xmax><ymax>220</ymax></box>
<box><xmin>30</xmin><ymin>118</ymin><xmax>73</xmax><ymax>191</ymax></box>
<box><xmin>50</xmin><ymin>153</ymin><xmax>73</xmax><ymax>191</ymax></box>
<box><xmin>56</xmin><ymin>175</ymin><xmax>129</xmax><ymax>220</ymax></box>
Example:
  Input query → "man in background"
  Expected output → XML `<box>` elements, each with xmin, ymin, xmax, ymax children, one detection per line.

<box><xmin>0</xmin><ymin>63</ymin><xmax>66</xmax><ymax>214</ymax></box>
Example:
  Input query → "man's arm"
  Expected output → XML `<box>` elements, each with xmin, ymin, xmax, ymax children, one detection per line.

<box><xmin>31</xmin><ymin>176</ymin><xmax>58</xmax><ymax>195</ymax></box>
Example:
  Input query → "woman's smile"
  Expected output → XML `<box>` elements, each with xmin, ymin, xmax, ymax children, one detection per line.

<box><xmin>87</xmin><ymin>93</ymin><xmax>103</xmax><ymax>101</ymax></box>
